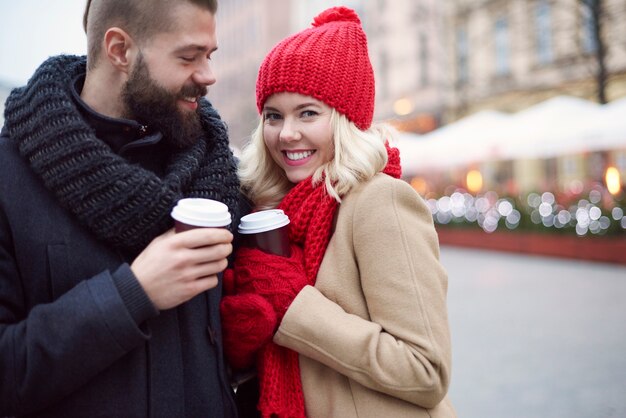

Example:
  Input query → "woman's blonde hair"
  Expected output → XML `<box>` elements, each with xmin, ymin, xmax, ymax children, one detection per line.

<box><xmin>238</xmin><ymin>109</ymin><xmax>397</xmax><ymax>209</ymax></box>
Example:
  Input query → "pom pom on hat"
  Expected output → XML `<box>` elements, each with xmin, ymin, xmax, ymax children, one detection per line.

<box><xmin>256</xmin><ymin>6</ymin><xmax>375</xmax><ymax>130</ymax></box>
<box><xmin>312</xmin><ymin>6</ymin><xmax>361</xmax><ymax>26</ymax></box>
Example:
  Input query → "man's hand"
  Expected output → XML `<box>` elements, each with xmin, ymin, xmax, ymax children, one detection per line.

<box><xmin>131</xmin><ymin>228</ymin><xmax>233</xmax><ymax>310</ymax></box>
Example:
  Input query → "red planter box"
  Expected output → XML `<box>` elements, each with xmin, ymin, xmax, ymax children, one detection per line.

<box><xmin>436</xmin><ymin>227</ymin><xmax>626</xmax><ymax>265</ymax></box>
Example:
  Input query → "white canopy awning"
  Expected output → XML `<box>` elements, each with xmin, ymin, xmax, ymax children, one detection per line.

<box><xmin>396</xmin><ymin>96</ymin><xmax>626</xmax><ymax>176</ymax></box>
<box><xmin>394</xmin><ymin>110</ymin><xmax>512</xmax><ymax>173</ymax></box>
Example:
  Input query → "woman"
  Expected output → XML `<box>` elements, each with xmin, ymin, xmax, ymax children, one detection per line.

<box><xmin>221</xmin><ymin>6</ymin><xmax>456</xmax><ymax>418</ymax></box>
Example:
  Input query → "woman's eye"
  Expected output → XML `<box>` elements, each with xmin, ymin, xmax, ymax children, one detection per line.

<box><xmin>181</xmin><ymin>56</ymin><xmax>195</xmax><ymax>62</ymax></box>
<box><xmin>301</xmin><ymin>110</ymin><xmax>317</xmax><ymax>118</ymax></box>
<box><xmin>264</xmin><ymin>113</ymin><xmax>281</xmax><ymax>121</ymax></box>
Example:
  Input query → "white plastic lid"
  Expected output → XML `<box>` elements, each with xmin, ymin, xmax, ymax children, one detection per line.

<box><xmin>171</xmin><ymin>198</ymin><xmax>231</xmax><ymax>227</ymax></box>
<box><xmin>238</xmin><ymin>209</ymin><xmax>290</xmax><ymax>234</ymax></box>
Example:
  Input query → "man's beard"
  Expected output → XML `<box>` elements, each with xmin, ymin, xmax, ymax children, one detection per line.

<box><xmin>121</xmin><ymin>53</ymin><xmax>208</xmax><ymax>149</ymax></box>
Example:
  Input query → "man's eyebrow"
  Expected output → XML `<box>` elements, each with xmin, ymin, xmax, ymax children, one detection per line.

<box><xmin>173</xmin><ymin>45</ymin><xmax>218</xmax><ymax>54</ymax></box>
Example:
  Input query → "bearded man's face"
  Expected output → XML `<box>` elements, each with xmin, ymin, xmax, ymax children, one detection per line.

<box><xmin>122</xmin><ymin>53</ymin><xmax>208</xmax><ymax>149</ymax></box>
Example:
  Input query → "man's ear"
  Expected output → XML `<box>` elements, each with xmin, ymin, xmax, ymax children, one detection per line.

<box><xmin>103</xmin><ymin>27</ymin><xmax>136</xmax><ymax>74</ymax></box>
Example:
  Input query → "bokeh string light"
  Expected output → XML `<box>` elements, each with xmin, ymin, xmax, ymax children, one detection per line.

<box><xmin>426</xmin><ymin>184</ymin><xmax>625</xmax><ymax>236</ymax></box>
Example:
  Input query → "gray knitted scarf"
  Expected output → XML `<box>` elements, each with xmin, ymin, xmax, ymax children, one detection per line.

<box><xmin>3</xmin><ymin>55</ymin><xmax>241</xmax><ymax>255</ymax></box>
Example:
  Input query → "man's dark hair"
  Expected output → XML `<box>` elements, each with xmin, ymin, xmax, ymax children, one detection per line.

<box><xmin>83</xmin><ymin>0</ymin><xmax>218</xmax><ymax>70</ymax></box>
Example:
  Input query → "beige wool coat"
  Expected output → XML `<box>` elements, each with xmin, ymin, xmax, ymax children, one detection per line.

<box><xmin>274</xmin><ymin>173</ymin><xmax>456</xmax><ymax>418</ymax></box>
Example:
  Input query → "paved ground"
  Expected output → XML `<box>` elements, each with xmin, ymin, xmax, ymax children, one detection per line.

<box><xmin>441</xmin><ymin>246</ymin><xmax>626</xmax><ymax>418</ymax></box>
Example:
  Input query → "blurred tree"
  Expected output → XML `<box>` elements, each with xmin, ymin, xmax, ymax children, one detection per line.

<box><xmin>579</xmin><ymin>0</ymin><xmax>608</xmax><ymax>103</ymax></box>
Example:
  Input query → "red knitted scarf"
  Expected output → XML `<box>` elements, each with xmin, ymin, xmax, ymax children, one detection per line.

<box><xmin>256</xmin><ymin>144</ymin><xmax>402</xmax><ymax>417</ymax></box>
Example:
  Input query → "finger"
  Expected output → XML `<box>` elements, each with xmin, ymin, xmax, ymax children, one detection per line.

<box><xmin>188</xmin><ymin>258</ymin><xmax>229</xmax><ymax>279</ymax></box>
<box><xmin>174</xmin><ymin>228</ymin><xmax>233</xmax><ymax>249</ymax></box>
<box><xmin>184</xmin><ymin>243</ymin><xmax>233</xmax><ymax>265</ymax></box>
<box><xmin>188</xmin><ymin>275</ymin><xmax>220</xmax><ymax>294</ymax></box>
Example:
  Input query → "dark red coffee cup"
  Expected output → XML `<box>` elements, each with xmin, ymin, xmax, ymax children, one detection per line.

<box><xmin>171</xmin><ymin>198</ymin><xmax>231</xmax><ymax>232</ymax></box>
<box><xmin>238</xmin><ymin>210</ymin><xmax>291</xmax><ymax>257</ymax></box>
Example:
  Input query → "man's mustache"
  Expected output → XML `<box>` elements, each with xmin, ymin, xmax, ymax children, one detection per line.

<box><xmin>180</xmin><ymin>83</ymin><xmax>207</xmax><ymax>98</ymax></box>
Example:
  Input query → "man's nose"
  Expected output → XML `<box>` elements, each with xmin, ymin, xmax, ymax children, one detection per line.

<box><xmin>193</xmin><ymin>61</ymin><xmax>216</xmax><ymax>87</ymax></box>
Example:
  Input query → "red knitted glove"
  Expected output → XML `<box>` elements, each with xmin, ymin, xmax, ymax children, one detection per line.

<box><xmin>232</xmin><ymin>245</ymin><xmax>309</xmax><ymax>323</ymax></box>
<box><xmin>220</xmin><ymin>294</ymin><xmax>277</xmax><ymax>370</ymax></box>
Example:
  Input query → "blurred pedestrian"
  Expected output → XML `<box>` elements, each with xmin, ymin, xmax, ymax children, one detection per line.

<box><xmin>0</xmin><ymin>0</ymin><xmax>244</xmax><ymax>416</ymax></box>
<box><xmin>220</xmin><ymin>6</ymin><xmax>456</xmax><ymax>418</ymax></box>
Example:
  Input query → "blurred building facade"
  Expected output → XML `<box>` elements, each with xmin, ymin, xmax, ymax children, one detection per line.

<box><xmin>447</xmin><ymin>0</ymin><xmax>626</xmax><ymax>120</ymax></box>
<box><xmin>208</xmin><ymin>0</ymin><xmax>292</xmax><ymax>151</ymax></box>
<box><xmin>361</xmin><ymin>0</ymin><xmax>450</xmax><ymax>134</ymax></box>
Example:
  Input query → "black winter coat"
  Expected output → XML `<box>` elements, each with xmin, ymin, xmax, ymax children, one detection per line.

<box><xmin>0</xmin><ymin>132</ymin><xmax>238</xmax><ymax>417</ymax></box>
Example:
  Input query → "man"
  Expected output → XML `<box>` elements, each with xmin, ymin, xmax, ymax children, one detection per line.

<box><xmin>0</xmin><ymin>0</ymin><xmax>243</xmax><ymax>416</ymax></box>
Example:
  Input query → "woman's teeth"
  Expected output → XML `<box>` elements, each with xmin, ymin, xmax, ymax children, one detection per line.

<box><xmin>285</xmin><ymin>150</ymin><xmax>314</xmax><ymax>161</ymax></box>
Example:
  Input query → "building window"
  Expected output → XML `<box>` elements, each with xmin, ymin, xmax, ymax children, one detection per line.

<box><xmin>581</xmin><ymin>0</ymin><xmax>598</xmax><ymax>53</ymax></box>
<box><xmin>494</xmin><ymin>17</ymin><xmax>510</xmax><ymax>76</ymax></box>
<box><xmin>420</xmin><ymin>33</ymin><xmax>429</xmax><ymax>86</ymax></box>
<box><xmin>457</xmin><ymin>28</ymin><xmax>469</xmax><ymax>84</ymax></box>
<box><xmin>535</xmin><ymin>0</ymin><xmax>553</xmax><ymax>64</ymax></box>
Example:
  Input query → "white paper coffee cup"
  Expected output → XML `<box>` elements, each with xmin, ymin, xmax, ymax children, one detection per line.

<box><xmin>171</xmin><ymin>198</ymin><xmax>231</xmax><ymax>232</ymax></box>
<box><xmin>238</xmin><ymin>210</ymin><xmax>291</xmax><ymax>256</ymax></box>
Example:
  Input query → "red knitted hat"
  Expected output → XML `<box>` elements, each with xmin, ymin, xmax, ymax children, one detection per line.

<box><xmin>256</xmin><ymin>6</ymin><xmax>375</xmax><ymax>130</ymax></box>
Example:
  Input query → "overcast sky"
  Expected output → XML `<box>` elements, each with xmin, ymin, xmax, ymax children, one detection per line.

<box><xmin>0</xmin><ymin>0</ymin><xmax>88</xmax><ymax>87</ymax></box>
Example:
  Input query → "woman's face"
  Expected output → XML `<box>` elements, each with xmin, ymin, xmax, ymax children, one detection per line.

<box><xmin>262</xmin><ymin>92</ymin><xmax>334</xmax><ymax>184</ymax></box>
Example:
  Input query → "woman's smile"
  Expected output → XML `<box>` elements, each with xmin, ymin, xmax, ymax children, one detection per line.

<box><xmin>283</xmin><ymin>149</ymin><xmax>316</xmax><ymax>166</ymax></box>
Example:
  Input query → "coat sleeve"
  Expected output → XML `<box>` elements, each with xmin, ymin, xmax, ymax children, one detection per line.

<box><xmin>274</xmin><ymin>177</ymin><xmax>452</xmax><ymax>408</ymax></box>
<box><xmin>0</xmin><ymin>207</ymin><xmax>157</xmax><ymax>416</ymax></box>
